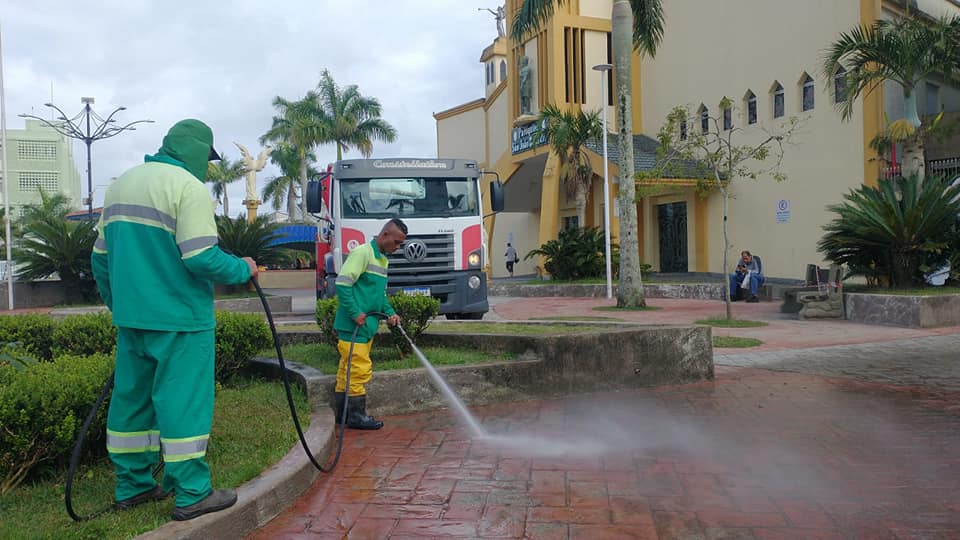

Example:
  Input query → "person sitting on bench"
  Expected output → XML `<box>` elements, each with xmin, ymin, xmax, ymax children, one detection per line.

<box><xmin>730</xmin><ymin>250</ymin><xmax>765</xmax><ymax>303</ymax></box>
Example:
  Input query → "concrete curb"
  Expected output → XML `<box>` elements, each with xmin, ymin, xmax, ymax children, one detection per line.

<box><xmin>135</xmin><ymin>363</ymin><xmax>334</xmax><ymax>540</ymax></box>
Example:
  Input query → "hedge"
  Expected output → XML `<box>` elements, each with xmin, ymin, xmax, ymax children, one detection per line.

<box><xmin>315</xmin><ymin>292</ymin><xmax>440</xmax><ymax>353</ymax></box>
<box><xmin>0</xmin><ymin>353</ymin><xmax>113</xmax><ymax>494</ymax></box>
<box><xmin>0</xmin><ymin>311</ymin><xmax>273</xmax><ymax>493</ymax></box>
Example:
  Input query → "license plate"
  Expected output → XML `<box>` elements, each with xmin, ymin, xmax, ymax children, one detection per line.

<box><xmin>402</xmin><ymin>287</ymin><xmax>431</xmax><ymax>296</ymax></box>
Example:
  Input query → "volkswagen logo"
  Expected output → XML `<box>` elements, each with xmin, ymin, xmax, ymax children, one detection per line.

<box><xmin>403</xmin><ymin>240</ymin><xmax>428</xmax><ymax>263</ymax></box>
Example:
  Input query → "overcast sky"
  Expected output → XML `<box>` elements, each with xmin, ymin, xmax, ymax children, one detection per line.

<box><xmin>1</xmin><ymin>0</ymin><xmax>502</xmax><ymax>212</ymax></box>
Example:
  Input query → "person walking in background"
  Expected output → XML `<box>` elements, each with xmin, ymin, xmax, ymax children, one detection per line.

<box><xmin>91</xmin><ymin>119</ymin><xmax>258</xmax><ymax>521</ymax></box>
<box><xmin>505</xmin><ymin>242</ymin><xmax>519</xmax><ymax>277</ymax></box>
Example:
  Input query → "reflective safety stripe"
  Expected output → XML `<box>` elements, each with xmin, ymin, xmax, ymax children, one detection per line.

<box><xmin>178</xmin><ymin>235</ymin><xmax>217</xmax><ymax>255</ymax></box>
<box><xmin>94</xmin><ymin>237</ymin><xmax>107</xmax><ymax>251</ymax></box>
<box><xmin>102</xmin><ymin>203</ymin><xmax>177</xmax><ymax>230</ymax></box>
<box><xmin>336</xmin><ymin>275</ymin><xmax>355</xmax><ymax>286</ymax></box>
<box><xmin>161</xmin><ymin>435</ymin><xmax>209</xmax><ymax>462</ymax></box>
<box><xmin>366</xmin><ymin>264</ymin><xmax>387</xmax><ymax>277</ymax></box>
<box><xmin>106</xmin><ymin>429</ymin><xmax>161</xmax><ymax>454</ymax></box>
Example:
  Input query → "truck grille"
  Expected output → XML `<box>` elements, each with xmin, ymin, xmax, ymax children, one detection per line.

<box><xmin>386</xmin><ymin>233</ymin><xmax>455</xmax><ymax>288</ymax></box>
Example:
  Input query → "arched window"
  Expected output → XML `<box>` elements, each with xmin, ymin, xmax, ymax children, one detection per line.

<box><xmin>744</xmin><ymin>90</ymin><xmax>757</xmax><ymax>125</ymax></box>
<box><xmin>699</xmin><ymin>104</ymin><xmax>709</xmax><ymax>133</ymax></box>
<box><xmin>801</xmin><ymin>73</ymin><xmax>815</xmax><ymax>112</ymax></box>
<box><xmin>771</xmin><ymin>82</ymin><xmax>785</xmax><ymax>119</ymax></box>
<box><xmin>833</xmin><ymin>66</ymin><xmax>847</xmax><ymax>104</ymax></box>
<box><xmin>722</xmin><ymin>99</ymin><xmax>733</xmax><ymax>131</ymax></box>
<box><xmin>500</xmin><ymin>60</ymin><xmax>507</xmax><ymax>81</ymax></box>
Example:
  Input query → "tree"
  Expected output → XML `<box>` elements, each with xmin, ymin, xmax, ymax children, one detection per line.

<box><xmin>316</xmin><ymin>69</ymin><xmax>397</xmax><ymax>161</ymax></box>
<box><xmin>512</xmin><ymin>0</ymin><xmax>664</xmax><ymax>308</ymax></box>
<box><xmin>20</xmin><ymin>188</ymin><xmax>73</xmax><ymax>225</ymax></box>
<box><xmin>261</xmin><ymin>143</ymin><xmax>322</xmax><ymax>222</ymax></box>
<box><xmin>14</xmin><ymin>216</ymin><xmax>98</xmax><ymax>303</ymax></box>
<box><xmin>818</xmin><ymin>174</ymin><xmax>960</xmax><ymax>288</ymax></box>
<box><xmin>214</xmin><ymin>215</ymin><xmax>285</xmax><ymax>268</ymax></box>
<box><xmin>206</xmin><ymin>154</ymin><xmax>248</xmax><ymax>217</ymax></box>
<box><xmin>823</xmin><ymin>12</ymin><xmax>960</xmax><ymax>179</ymax></box>
<box><xmin>651</xmin><ymin>100</ymin><xmax>802</xmax><ymax>319</ymax></box>
<box><xmin>537</xmin><ymin>104</ymin><xmax>603</xmax><ymax>226</ymax></box>
<box><xmin>261</xmin><ymin>93</ymin><xmax>329</xmax><ymax>219</ymax></box>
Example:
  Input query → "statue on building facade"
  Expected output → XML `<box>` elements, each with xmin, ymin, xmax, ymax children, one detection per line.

<box><xmin>519</xmin><ymin>55</ymin><xmax>533</xmax><ymax>115</ymax></box>
<box><xmin>234</xmin><ymin>142</ymin><xmax>274</xmax><ymax>222</ymax></box>
<box><xmin>479</xmin><ymin>5</ymin><xmax>506</xmax><ymax>38</ymax></box>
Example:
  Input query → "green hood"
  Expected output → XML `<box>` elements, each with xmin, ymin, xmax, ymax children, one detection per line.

<box><xmin>145</xmin><ymin>119</ymin><xmax>215</xmax><ymax>181</ymax></box>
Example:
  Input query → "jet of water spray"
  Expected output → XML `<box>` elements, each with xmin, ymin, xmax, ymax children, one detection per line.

<box><xmin>396</xmin><ymin>325</ymin><xmax>487</xmax><ymax>438</ymax></box>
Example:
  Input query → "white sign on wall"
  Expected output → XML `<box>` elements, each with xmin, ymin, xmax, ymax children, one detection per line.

<box><xmin>775</xmin><ymin>199</ymin><xmax>791</xmax><ymax>224</ymax></box>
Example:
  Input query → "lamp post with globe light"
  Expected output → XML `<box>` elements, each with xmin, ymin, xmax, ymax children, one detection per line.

<box><xmin>20</xmin><ymin>98</ymin><xmax>152</xmax><ymax>220</ymax></box>
<box><xmin>592</xmin><ymin>63</ymin><xmax>613</xmax><ymax>299</ymax></box>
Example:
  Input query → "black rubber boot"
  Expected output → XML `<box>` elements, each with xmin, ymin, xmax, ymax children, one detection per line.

<box><xmin>332</xmin><ymin>392</ymin><xmax>346</xmax><ymax>424</ymax></box>
<box><xmin>346</xmin><ymin>395</ymin><xmax>384</xmax><ymax>430</ymax></box>
<box><xmin>172</xmin><ymin>489</ymin><xmax>237</xmax><ymax>521</ymax></box>
<box><xmin>113</xmin><ymin>484</ymin><xmax>171</xmax><ymax>510</ymax></box>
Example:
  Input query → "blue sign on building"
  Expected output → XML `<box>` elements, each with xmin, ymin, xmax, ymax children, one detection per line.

<box><xmin>511</xmin><ymin>118</ymin><xmax>548</xmax><ymax>154</ymax></box>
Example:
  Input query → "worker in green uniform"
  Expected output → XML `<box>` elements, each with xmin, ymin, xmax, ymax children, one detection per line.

<box><xmin>91</xmin><ymin>119</ymin><xmax>258</xmax><ymax>521</ymax></box>
<box><xmin>333</xmin><ymin>218</ymin><xmax>407</xmax><ymax>430</ymax></box>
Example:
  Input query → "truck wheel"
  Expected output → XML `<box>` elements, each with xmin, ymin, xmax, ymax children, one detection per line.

<box><xmin>462</xmin><ymin>312</ymin><xmax>484</xmax><ymax>320</ymax></box>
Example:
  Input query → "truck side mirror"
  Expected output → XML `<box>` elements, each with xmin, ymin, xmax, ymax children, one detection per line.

<box><xmin>489</xmin><ymin>180</ymin><xmax>504</xmax><ymax>213</ymax></box>
<box><xmin>306</xmin><ymin>181</ymin><xmax>323</xmax><ymax>213</ymax></box>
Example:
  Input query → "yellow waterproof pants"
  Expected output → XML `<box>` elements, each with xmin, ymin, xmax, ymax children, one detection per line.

<box><xmin>335</xmin><ymin>339</ymin><xmax>373</xmax><ymax>396</ymax></box>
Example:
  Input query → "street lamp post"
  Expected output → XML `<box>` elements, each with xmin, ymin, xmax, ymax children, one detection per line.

<box><xmin>593</xmin><ymin>63</ymin><xmax>614</xmax><ymax>299</ymax></box>
<box><xmin>20</xmin><ymin>98</ymin><xmax>152</xmax><ymax>220</ymax></box>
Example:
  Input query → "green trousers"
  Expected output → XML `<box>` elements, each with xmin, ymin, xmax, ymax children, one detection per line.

<box><xmin>107</xmin><ymin>327</ymin><xmax>215</xmax><ymax>507</ymax></box>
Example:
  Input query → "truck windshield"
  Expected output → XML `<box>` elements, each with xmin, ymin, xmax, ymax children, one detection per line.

<box><xmin>339</xmin><ymin>177</ymin><xmax>479</xmax><ymax>219</ymax></box>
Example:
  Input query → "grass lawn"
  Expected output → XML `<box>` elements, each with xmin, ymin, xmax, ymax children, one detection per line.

<box><xmin>713</xmin><ymin>336</ymin><xmax>763</xmax><ymax>348</ymax></box>
<box><xmin>0</xmin><ymin>377</ymin><xmax>308</xmax><ymax>540</ymax></box>
<box><xmin>842</xmin><ymin>285</ymin><xmax>960</xmax><ymax>296</ymax></box>
<box><xmin>261</xmin><ymin>342</ymin><xmax>517</xmax><ymax>374</ymax></box>
<box><xmin>695</xmin><ymin>317</ymin><xmax>769</xmax><ymax>328</ymax></box>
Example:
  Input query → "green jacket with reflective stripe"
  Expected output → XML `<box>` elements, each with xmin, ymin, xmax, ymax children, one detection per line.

<box><xmin>334</xmin><ymin>240</ymin><xmax>396</xmax><ymax>342</ymax></box>
<box><xmin>91</xmin><ymin>161</ymin><xmax>250</xmax><ymax>331</ymax></box>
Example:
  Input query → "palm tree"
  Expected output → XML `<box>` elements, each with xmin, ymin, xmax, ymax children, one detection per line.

<box><xmin>823</xmin><ymin>12</ymin><xmax>960</xmax><ymax>179</ymax></box>
<box><xmin>261</xmin><ymin>93</ymin><xmax>329</xmax><ymax>219</ymax></box>
<box><xmin>316</xmin><ymin>69</ymin><xmax>397</xmax><ymax>160</ymax></box>
<box><xmin>511</xmin><ymin>0</ymin><xmax>664</xmax><ymax>308</ymax></box>
<box><xmin>20</xmin><ymin>188</ymin><xmax>74</xmax><ymax>225</ymax></box>
<box><xmin>206</xmin><ymin>154</ymin><xmax>248</xmax><ymax>217</ymax></box>
<box><xmin>215</xmin><ymin>214</ymin><xmax>285</xmax><ymax>267</ymax></box>
<box><xmin>538</xmin><ymin>104</ymin><xmax>602</xmax><ymax>226</ymax></box>
<box><xmin>14</xmin><ymin>216</ymin><xmax>98</xmax><ymax>303</ymax></box>
<box><xmin>261</xmin><ymin>143</ymin><xmax>322</xmax><ymax>222</ymax></box>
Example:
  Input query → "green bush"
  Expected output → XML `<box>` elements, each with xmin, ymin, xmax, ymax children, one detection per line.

<box><xmin>0</xmin><ymin>314</ymin><xmax>56</xmax><ymax>360</ymax></box>
<box><xmin>315</xmin><ymin>293</ymin><xmax>440</xmax><ymax>354</ymax></box>
<box><xmin>525</xmin><ymin>226</ymin><xmax>619</xmax><ymax>281</ymax></box>
<box><xmin>315</xmin><ymin>297</ymin><xmax>339</xmax><ymax>347</ymax></box>
<box><xmin>819</xmin><ymin>174</ymin><xmax>960</xmax><ymax>288</ymax></box>
<box><xmin>214</xmin><ymin>311</ymin><xmax>272</xmax><ymax>382</ymax></box>
<box><xmin>51</xmin><ymin>312</ymin><xmax>117</xmax><ymax>358</ymax></box>
<box><xmin>387</xmin><ymin>292</ymin><xmax>440</xmax><ymax>354</ymax></box>
<box><xmin>0</xmin><ymin>353</ymin><xmax>113</xmax><ymax>494</ymax></box>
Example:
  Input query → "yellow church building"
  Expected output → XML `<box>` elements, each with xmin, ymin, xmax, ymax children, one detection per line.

<box><xmin>434</xmin><ymin>0</ymin><xmax>960</xmax><ymax>279</ymax></box>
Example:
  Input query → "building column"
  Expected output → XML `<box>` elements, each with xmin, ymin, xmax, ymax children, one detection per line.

<box><xmin>536</xmin><ymin>152</ymin><xmax>562</xmax><ymax>272</ymax></box>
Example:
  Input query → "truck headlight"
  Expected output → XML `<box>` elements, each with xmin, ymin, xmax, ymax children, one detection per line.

<box><xmin>467</xmin><ymin>252</ymin><xmax>481</xmax><ymax>267</ymax></box>
<box><xmin>468</xmin><ymin>275</ymin><xmax>481</xmax><ymax>289</ymax></box>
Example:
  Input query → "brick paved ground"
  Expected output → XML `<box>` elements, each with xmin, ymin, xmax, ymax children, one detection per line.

<box><xmin>249</xmin><ymin>367</ymin><xmax>960</xmax><ymax>539</ymax></box>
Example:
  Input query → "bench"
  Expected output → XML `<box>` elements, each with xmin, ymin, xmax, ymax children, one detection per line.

<box><xmin>780</xmin><ymin>264</ymin><xmax>844</xmax><ymax>319</ymax></box>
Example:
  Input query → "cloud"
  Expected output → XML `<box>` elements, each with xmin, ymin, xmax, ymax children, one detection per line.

<box><xmin>2</xmin><ymin>0</ymin><xmax>504</xmax><ymax>211</ymax></box>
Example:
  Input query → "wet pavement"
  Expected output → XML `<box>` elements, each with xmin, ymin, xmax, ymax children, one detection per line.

<box><xmin>250</xmin><ymin>369</ymin><xmax>960</xmax><ymax>539</ymax></box>
<box><xmin>247</xmin><ymin>293</ymin><xmax>960</xmax><ymax>539</ymax></box>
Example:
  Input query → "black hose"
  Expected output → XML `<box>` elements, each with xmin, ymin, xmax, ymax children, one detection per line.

<box><xmin>251</xmin><ymin>278</ymin><xmax>389</xmax><ymax>473</ymax></box>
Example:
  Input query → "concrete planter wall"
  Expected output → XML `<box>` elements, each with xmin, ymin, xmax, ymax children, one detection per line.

<box><xmin>214</xmin><ymin>295</ymin><xmax>292</xmax><ymax>314</ymax></box>
<box><xmin>487</xmin><ymin>282</ymin><xmax>724</xmax><ymax>300</ymax></box>
<box><xmin>262</xmin><ymin>325</ymin><xmax>714</xmax><ymax>416</ymax></box>
<box><xmin>844</xmin><ymin>292</ymin><xmax>960</xmax><ymax>328</ymax></box>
